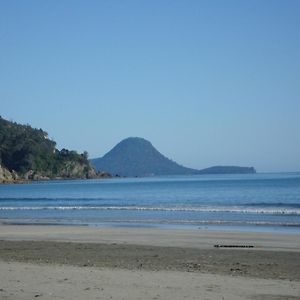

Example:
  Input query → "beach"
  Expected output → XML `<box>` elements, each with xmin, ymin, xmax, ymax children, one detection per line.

<box><xmin>0</xmin><ymin>225</ymin><xmax>299</xmax><ymax>299</ymax></box>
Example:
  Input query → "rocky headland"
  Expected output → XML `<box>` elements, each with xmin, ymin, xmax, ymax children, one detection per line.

<box><xmin>0</xmin><ymin>116</ymin><xmax>111</xmax><ymax>184</ymax></box>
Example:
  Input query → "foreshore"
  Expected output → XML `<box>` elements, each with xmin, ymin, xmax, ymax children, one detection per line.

<box><xmin>0</xmin><ymin>225</ymin><xmax>299</xmax><ymax>299</ymax></box>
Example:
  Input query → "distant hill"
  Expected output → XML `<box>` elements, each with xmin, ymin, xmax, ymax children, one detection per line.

<box><xmin>91</xmin><ymin>137</ymin><xmax>199</xmax><ymax>177</ymax></box>
<box><xmin>91</xmin><ymin>137</ymin><xmax>256</xmax><ymax>177</ymax></box>
<box><xmin>197</xmin><ymin>166</ymin><xmax>256</xmax><ymax>174</ymax></box>
<box><xmin>0</xmin><ymin>116</ymin><xmax>99</xmax><ymax>183</ymax></box>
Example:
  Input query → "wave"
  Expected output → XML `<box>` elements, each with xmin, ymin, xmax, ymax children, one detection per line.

<box><xmin>100</xmin><ymin>219</ymin><xmax>300</xmax><ymax>227</ymax></box>
<box><xmin>1</xmin><ymin>205</ymin><xmax>300</xmax><ymax>215</ymax></box>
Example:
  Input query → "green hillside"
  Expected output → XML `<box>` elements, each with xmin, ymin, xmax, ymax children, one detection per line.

<box><xmin>0</xmin><ymin>116</ymin><xmax>96</xmax><ymax>182</ymax></box>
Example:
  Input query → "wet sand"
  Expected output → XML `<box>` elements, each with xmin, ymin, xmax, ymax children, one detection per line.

<box><xmin>1</xmin><ymin>224</ymin><xmax>300</xmax><ymax>251</ymax></box>
<box><xmin>0</xmin><ymin>225</ymin><xmax>299</xmax><ymax>299</ymax></box>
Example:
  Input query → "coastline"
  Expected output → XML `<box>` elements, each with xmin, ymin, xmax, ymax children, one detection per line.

<box><xmin>0</xmin><ymin>225</ymin><xmax>299</xmax><ymax>299</ymax></box>
<box><xmin>0</xmin><ymin>173</ymin><xmax>113</xmax><ymax>185</ymax></box>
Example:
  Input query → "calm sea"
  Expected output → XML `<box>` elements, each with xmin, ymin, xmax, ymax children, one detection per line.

<box><xmin>1</xmin><ymin>173</ymin><xmax>300</xmax><ymax>233</ymax></box>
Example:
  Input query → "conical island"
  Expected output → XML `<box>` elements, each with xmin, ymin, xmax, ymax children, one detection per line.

<box><xmin>91</xmin><ymin>137</ymin><xmax>256</xmax><ymax>177</ymax></box>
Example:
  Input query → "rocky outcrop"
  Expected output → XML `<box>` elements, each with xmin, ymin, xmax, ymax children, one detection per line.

<box><xmin>55</xmin><ymin>161</ymin><xmax>97</xmax><ymax>179</ymax></box>
<box><xmin>0</xmin><ymin>165</ymin><xmax>13</xmax><ymax>183</ymax></box>
<box><xmin>97</xmin><ymin>171</ymin><xmax>112</xmax><ymax>178</ymax></box>
<box><xmin>0</xmin><ymin>162</ymin><xmax>111</xmax><ymax>184</ymax></box>
<box><xmin>0</xmin><ymin>116</ymin><xmax>112</xmax><ymax>184</ymax></box>
<box><xmin>23</xmin><ymin>170</ymin><xmax>50</xmax><ymax>181</ymax></box>
<box><xmin>0</xmin><ymin>163</ymin><xmax>102</xmax><ymax>184</ymax></box>
<box><xmin>0</xmin><ymin>165</ymin><xmax>21</xmax><ymax>183</ymax></box>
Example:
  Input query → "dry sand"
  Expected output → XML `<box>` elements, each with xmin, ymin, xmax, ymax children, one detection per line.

<box><xmin>1</xmin><ymin>261</ymin><xmax>299</xmax><ymax>300</ymax></box>
<box><xmin>0</xmin><ymin>225</ymin><xmax>300</xmax><ymax>299</ymax></box>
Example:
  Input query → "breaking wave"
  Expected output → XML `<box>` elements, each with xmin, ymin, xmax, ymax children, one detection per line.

<box><xmin>0</xmin><ymin>205</ymin><xmax>300</xmax><ymax>215</ymax></box>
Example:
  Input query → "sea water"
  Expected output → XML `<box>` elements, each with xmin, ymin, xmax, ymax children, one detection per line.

<box><xmin>0</xmin><ymin>173</ymin><xmax>300</xmax><ymax>233</ymax></box>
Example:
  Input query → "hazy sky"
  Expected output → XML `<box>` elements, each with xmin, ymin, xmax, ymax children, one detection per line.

<box><xmin>1</xmin><ymin>1</ymin><xmax>300</xmax><ymax>172</ymax></box>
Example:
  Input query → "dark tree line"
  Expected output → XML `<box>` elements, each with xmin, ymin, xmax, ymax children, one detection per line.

<box><xmin>0</xmin><ymin>116</ymin><xmax>89</xmax><ymax>175</ymax></box>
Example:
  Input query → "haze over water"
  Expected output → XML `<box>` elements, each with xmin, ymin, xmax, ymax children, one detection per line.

<box><xmin>1</xmin><ymin>173</ymin><xmax>300</xmax><ymax>233</ymax></box>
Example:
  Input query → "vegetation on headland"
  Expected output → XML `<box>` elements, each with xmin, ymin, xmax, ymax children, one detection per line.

<box><xmin>0</xmin><ymin>116</ymin><xmax>110</xmax><ymax>183</ymax></box>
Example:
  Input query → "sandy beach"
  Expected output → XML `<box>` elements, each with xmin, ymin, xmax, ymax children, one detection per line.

<box><xmin>0</xmin><ymin>225</ymin><xmax>299</xmax><ymax>299</ymax></box>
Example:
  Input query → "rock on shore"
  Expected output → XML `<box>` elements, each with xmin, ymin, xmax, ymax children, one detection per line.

<box><xmin>0</xmin><ymin>163</ymin><xmax>111</xmax><ymax>184</ymax></box>
<box><xmin>0</xmin><ymin>165</ymin><xmax>18</xmax><ymax>183</ymax></box>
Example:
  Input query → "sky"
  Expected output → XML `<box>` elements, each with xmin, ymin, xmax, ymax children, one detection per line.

<box><xmin>1</xmin><ymin>0</ymin><xmax>300</xmax><ymax>172</ymax></box>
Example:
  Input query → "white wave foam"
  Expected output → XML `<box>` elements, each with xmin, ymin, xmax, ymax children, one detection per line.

<box><xmin>0</xmin><ymin>206</ymin><xmax>300</xmax><ymax>215</ymax></box>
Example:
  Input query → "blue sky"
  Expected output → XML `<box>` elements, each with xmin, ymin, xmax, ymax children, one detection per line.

<box><xmin>1</xmin><ymin>1</ymin><xmax>299</xmax><ymax>172</ymax></box>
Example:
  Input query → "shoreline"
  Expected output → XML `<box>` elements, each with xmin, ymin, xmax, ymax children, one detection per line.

<box><xmin>1</xmin><ymin>224</ymin><xmax>300</xmax><ymax>252</ymax></box>
<box><xmin>1</xmin><ymin>210</ymin><xmax>300</xmax><ymax>235</ymax></box>
<box><xmin>2</xmin><ymin>219</ymin><xmax>300</xmax><ymax>235</ymax></box>
<box><xmin>0</xmin><ymin>174</ymin><xmax>114</xmax><ymax>185</ymax></box>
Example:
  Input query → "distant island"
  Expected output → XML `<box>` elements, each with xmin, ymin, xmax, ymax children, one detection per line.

<box><xmin>197</xmin><ymin>166</ymin><xmax>256</xmax><ymax>174</ymax></box>
<box><xmin>0</xmin><ymin>117</ymin><xmax>110</xmax><ymax>183</ymax></box>
<box><xmin>91</xmin><ymin>137</ymin><xmax>256</xmax><ymax>177</ymax></box>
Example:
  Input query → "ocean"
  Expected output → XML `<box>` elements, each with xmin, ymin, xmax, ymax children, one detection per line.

<box><xmin>0</xmin><ymin>173</ymin><xmax>300</xmax><ymax>233</ymax></box>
